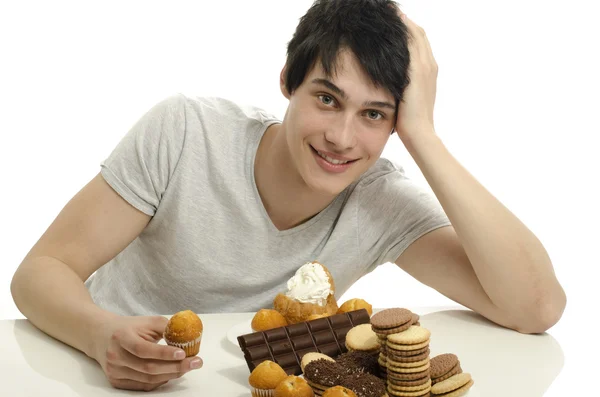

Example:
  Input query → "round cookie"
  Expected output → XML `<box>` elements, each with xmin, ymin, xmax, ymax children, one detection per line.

<box><xmin>346</xmin><ymin>324</ymin><xmax>381</xmax><ymax>352</ymax></box>
<box><xmin>387</xmin><ymin>376</ymin><xmax>430</xmax><ymax>388</ymax></box>
<box><xmin>340</xmin><ymin>372</ymin><xmax>387</xmax><ymax>397</ymax></box>
<box><xmin>387</xmin><ymin>348</ymin><xmax>430</xmax><ymax>363</ymax></box>
<box><xmin>374</xmin><ymin>321</ymin><xmax>415</xmax><ymax>335</ymax></box>
<box><xmin>371</xmin><ymin>308</ymin><xmax>413</xmax><ymax>332</ymax></box>
<box><xmin>431</xmin><ymin>373</ymin><xmax>472</xmax><ymax>395</ymax></box>
<box><xmin>388</xmin><ymin>379</ymin><xmax>431</xmax><ymax>392</ymax></box>
<box><xmin>387</xmin><ymin>346</ymin><xmax>430</xmax><ymax>357</ymax></box>
<box><xmin>432</xmin><ymin>363</ymin><xmax>462</xmax><ymax>385</ymax></box>
<box><xmin>430</xmin><ymin>354</ymin><xmax>459</xmax><ymax>379</ymax></box>
<box><xmin>387</xmin><ymin>367</ymin><xmax>431</xmax><ymax>381</ymax></box>
<box><xmin>387</xmin><ymin>326</ymin><xmax>431</xmax><ymax>345</ymax></box>
<box><xmin>301</xmin><ymin>352</ymin><xmax>335</xmax><ymax>371</ymax></box>
<box><xmin>336</xmin><ymin>351</ymin><xmax>380</xmax><ymax>376</ymax></box>
<box><xmin>387</xmin><ymin>339</ymin><xmax>430</xmax><ymax>351</ymax></box>
<box><xmin>386</xmin><ymin>362</ymin><xmax>430</xmax><ymax>373</ymax></box>
<box><xmin>387</xmin><ymin>358</ymin><xmax>430</xmax><ymax>369</ymax></box>
<box><xmin>433</xmin><ymin>380</ymin><xmax>473</xmax><ymax>397</ymax></box>
<box><xmin>306</xmin><ymin>378</ymin><xmax>329</xmax><ymax>394</ymax></box>
<box><xmin>387</xmin><ymin>386</ymin><xmax>431</xmax><ymax>397</ymax></box>
<box><xmin>303</xmin><ymin>359</ymin><xmax>346</xmax><ymax>388</ymax></box>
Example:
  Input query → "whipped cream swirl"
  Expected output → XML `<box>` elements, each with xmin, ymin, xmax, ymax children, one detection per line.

<box><xmin>285</xmin><ymin>262</ymin><xmax>332</xmax><ymax>306</ymax></box>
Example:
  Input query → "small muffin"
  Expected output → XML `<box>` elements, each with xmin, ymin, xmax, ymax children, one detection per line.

<box><xmin>164</xmin><ymin>310</ymin><xmax>203</xmax><ymax>357</ymax></box>
<box><xmin>252</xmin><ymin>309</ymin><xmax>289</xmax><ymax>332</ymax></box>
<box><xmin>274</xmin><ymin>375</ymin><xmax>314</xmax><ymax>397</ymax></box>
<box><xmin>322</xmin><ymin>386</ymin><xmax>357</xmax><ymax>397</ymax></box>
<box><xmin>337</xmin><ymin>298</ymin><xmax>373</xmax><ymax>316</ymax></box>
<box><xmin>249</xmin><ymin>360</ymin><xmax>288</xmax><ymax>397</ymax></box>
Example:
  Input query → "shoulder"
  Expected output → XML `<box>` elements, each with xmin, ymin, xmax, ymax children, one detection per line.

<box><xmin>176</xmin><ymin>94</ymin><xmax>281</xmax><ymax>129</ymax></box>
<box><xmin>355</xmin><ymin>157</ymin><xmax>408</xmax><ymax>191</ymax></box>
<box><xmin>352</xmin><ymin>157</ymin><xmax>438</xmax><ymax>211</ymax></box>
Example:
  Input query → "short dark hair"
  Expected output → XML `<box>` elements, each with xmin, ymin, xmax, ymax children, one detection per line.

<box><xmin>285</xmin><ymin>0</ymin><xmax>410</xmax><ymax>106</ymax></box>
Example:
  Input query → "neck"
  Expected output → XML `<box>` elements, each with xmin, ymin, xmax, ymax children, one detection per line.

<box><xmin>254</xmin><ymin>123</ymin><xmax>336</xmax><ymax>231</ymax></box>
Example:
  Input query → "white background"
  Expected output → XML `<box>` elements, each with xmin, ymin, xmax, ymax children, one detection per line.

<box><xmin>1</xmin><ymin>0</ymin><xmax>599</xmax><ymax>333</ymax></box>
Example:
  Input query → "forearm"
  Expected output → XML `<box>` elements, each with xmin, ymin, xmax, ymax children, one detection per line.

<box><xmin>401</xmin><ymin>131</ymin><xmax>566</xmax><ymax>325</ymax></box>
<box><xmin>11</xmin><ymin>256</ymin><xmax>119</xmax><ymax>357</ymax></box>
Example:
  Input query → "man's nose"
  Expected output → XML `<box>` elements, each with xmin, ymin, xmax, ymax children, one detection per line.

<box><xmin>324</xmin><ymin>115</ymin><xmax>356</xmax><ymax>150</ymax></box>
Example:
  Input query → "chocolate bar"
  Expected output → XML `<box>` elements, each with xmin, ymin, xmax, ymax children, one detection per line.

<box><xmin>237</xmin><ymin>309</ymin><xmax>371</xmax><ymax>375</ymax></box>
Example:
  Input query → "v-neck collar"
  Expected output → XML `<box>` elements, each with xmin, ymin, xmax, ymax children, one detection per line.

<box><xmin>247</xmin><ymin>121</ymin><xmax>346</xmax><ymax>237</ymax></box>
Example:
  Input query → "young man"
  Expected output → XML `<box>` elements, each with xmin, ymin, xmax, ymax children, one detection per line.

<box><xmin>11</xmin><ymin>0</ymin><xmax>565</xmax><ymax>392</ymax></box>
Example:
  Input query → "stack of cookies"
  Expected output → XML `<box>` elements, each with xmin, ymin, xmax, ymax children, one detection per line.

<box><xmin>369</xmin><ymin>308</ymin><xmax>420</xmax><ymax>381</ymax></box>
<box><xmin>384</xmin><ymin>326</ymin><xmax>432</xmax><ymax>397</ymax></box>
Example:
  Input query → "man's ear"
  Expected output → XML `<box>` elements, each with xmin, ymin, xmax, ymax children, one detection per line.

<box><xmin>280</xmin><ymin>65</ymin><xmax>291</xmax><ymax>99</ymax></box>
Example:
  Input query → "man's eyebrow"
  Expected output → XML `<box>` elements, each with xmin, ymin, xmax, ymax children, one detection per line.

<box><xmin>311</xmin><ymin>78</ymin><xmax>395</xmax><ymax>110</ymax></box>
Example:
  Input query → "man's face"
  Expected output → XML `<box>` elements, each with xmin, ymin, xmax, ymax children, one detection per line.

<box><xmin>281</xmin><ymin>50</ymin><xmax>397</xmax><ymax>196</ymax></box>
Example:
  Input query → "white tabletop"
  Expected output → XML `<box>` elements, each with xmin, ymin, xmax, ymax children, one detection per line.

<box><xmin>0</xmin><ymin>306</ymin><xmax>579</xmax><ymax>396</ymax></box>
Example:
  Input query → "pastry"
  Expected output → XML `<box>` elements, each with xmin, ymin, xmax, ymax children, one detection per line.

<box><xmin>273</xmin><ymin>261</ymin><xmax>339</xmax><ymax>324</ymax></box>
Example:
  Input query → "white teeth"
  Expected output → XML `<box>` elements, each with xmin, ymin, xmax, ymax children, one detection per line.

<box><xmin>316</xmin><ymin>150</ymin><xmax>350</xmax><ymax>165</ymax></box>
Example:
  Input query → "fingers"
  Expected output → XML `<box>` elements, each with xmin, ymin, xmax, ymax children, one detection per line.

<box><xmin>400</xmin><ymin>13</ymin><xmax>437</xmax><ymax>68</ymax></box>
<box><xmin>108</xmin><ymin>364</ymin><xmax>186</xmax><ymax>384</ymax></box>
<box><xmin>108</xmin><ymin>343</ymin><xmax>202</xmax><ymax>374</ymax></box>
<box><xmin>117</xmin><ymin>330</ymin><xmax>185</xmax><ymax>361</ymax></box>
<box><xmin>140</xmin><ymin>316</ymin><xmax>170</xmax><ymax>342</ymax></box>
<box><xmin>109</xmin><ymin>378</ymin><xmax>168</xmax><ymax>392</ymax></box>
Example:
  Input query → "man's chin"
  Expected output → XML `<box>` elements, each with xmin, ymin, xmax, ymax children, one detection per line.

<box><xmin>306</xmin><ymin>176</ymin><xmax>351</xmax><ymax>197</ymax></box>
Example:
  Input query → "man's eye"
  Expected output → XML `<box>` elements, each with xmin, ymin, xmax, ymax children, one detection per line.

<box><xmin>318</xmin><ymin>95</ymin><xmax>335</xmax><ymax>106</ymax></box>
<box><xmin>367</xmin><ymin>110</ymin><xmax>383</xmax><ymax>120</ymax></box>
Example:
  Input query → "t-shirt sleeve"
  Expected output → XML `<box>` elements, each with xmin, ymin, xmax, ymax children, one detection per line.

<box><xmin>100</xmin><ymin>94</ymin><xmax>187</xmax><ymax>216</ymax></box>
<box><xmin>358</xmin><ymin>159</ymin><xmax>451</xmax><ymax>271</ymax></box>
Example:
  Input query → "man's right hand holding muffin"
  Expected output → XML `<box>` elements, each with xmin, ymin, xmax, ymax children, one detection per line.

<box><xmin>89</xmin><ymin>315</ymin><xmax>203</xmax><ymax>391</ymax></box>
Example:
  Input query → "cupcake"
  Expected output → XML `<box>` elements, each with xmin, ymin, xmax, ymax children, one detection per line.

<box><xmin>274</xmin><ymin>375</ymin><xmax>314</xmax><ymax>397</ymax></box>
<box><xmin>337</xmin><ymin>298</ymin><xmax>373</xmax><ymax>316</ymax></box>
<box><xmin>273</xmin><ymin>261</ymin><xmax>339</xmax><ymax>324</ymax></box>
<box><xmin>322</xmin><ymin>386</ymin><xmax>357</xmax><ymax>397</ymax></box>
<box><xmin>164</xmin><ymin>310</ymin><xmax>203</xmax><ymax>357</ymax></box>
<box><xmin>249</xmin><ymin>360</ymin><xmax>288</xmax><ymax>397</ymax></box>
<box><xmin>252</xmin><ymin>309</ymin><xmax>289</xmax><ymax>332</ymax></box>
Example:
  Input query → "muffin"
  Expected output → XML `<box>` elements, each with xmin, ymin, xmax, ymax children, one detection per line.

<box><xmin>249</xmin><ymin>360</ymin><xmax>288</xmax><ymax>397</ymax></box>
<box><xmin>274</xmin><ymin>375</ymin><xmax>314</xmax><ymax>397</ymax></box>
<box><xmin>337</xmin><ymin>298</ymin><xmax>373</xmax><ymax>317</ymax></box>
<box><xmin>163</xmin><ymin>310</ymin><xmax>203</xmax><ymax>357</ymax></box>
<box><xmin>273</xmin><ymin>261</ymin><xmax>339</xmax><ymax>324</ymax></box>
<box><xmin>252</xmin><ymin>309</ymin><xmax>289</xmax><ymax>332</ymax></box>
<box><xmin>322</xmin><ymin>386</ymin><xmax>358</xmax><ymax>397</ymax></box>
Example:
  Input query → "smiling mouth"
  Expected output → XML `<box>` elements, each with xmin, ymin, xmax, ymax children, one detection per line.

<box><xmin>310</xmin><ymin>145</ymin><xmax>358</xmax><ymax>165</ymax></box>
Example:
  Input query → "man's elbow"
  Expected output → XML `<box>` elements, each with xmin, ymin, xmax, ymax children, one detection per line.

<box><xmin>515</xmin><ymin>287</ymin><xmax>567</xmax><ymax>334</ymax></box>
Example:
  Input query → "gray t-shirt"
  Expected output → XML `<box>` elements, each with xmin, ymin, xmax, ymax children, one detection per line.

<box><xmin>85</xmin><ymin>94</ymin><xmax>451</xmax><ymax>316</ymax></box>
